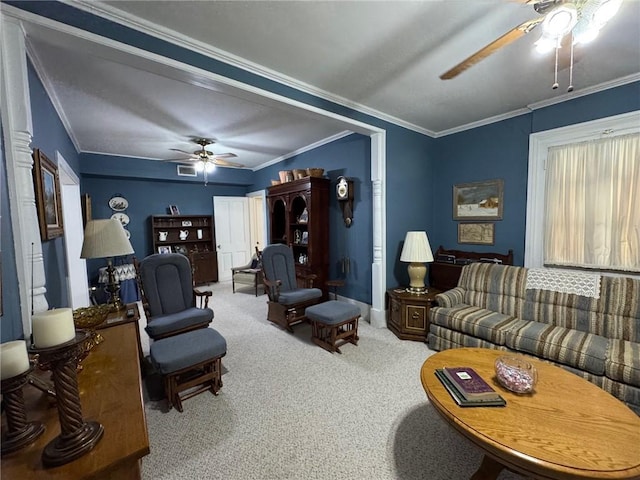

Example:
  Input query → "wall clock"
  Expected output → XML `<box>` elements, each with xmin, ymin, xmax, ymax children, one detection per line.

<box><xmin>336</xmin><ymin>176</ymin><xmax>354</xmax><ymax>227</ymax></box>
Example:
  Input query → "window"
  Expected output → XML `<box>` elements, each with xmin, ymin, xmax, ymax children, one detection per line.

<box><xmin>525</xmin><ymin>111</ymin><xmax>640</xmax><ymax>275</ymax></box>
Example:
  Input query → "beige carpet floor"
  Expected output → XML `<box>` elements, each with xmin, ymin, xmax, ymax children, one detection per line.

<box><xmin>138</xmin><ymin>281</ymin><xmax>523</xmax><ymax>480</ymax></box>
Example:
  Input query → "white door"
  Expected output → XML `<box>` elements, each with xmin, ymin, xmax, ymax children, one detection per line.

<box><xmin>213</xmin><ymin>196</ymin><xmax>250</xmax><ymax>282</ymax></box>
<box><xmin>247</xmin><ymin>190</ymin><xmax>267</xmax><ymax>251</ymax></box>
<box><xmin>57</xmin><ymin>152</ymin><xmax>90</xmax><ymax>309</ymax></box>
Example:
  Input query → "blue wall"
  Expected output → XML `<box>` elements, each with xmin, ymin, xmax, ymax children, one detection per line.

<box><xmin>431</xmin><ymin>83</ymin><xmax>640</xmax><ymax>267</ymax></box>
<box><xmin>252</xmin><ymin>133</ymin><xmax>373</xmax><ymax>302</ymax></box>
<box><xmin>81</xmin><ymin>158</ymin><xmax>252</xmax><ymax>285</ymax></box>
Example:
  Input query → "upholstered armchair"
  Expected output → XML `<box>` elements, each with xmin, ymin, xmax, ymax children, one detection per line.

<box><xmin>136</xmin><ymin>253</ymin><xmax>213</xmax><ymax>340</ymax></box>
<box><xmin>231</xmin><ymin>247</ymin><xmax>264</xmax><ymax>296</ymax></box>
<box><xmin>261</xmin><ymin>244</ymin><xmax>322</xmax><ymax>332</ymax></box>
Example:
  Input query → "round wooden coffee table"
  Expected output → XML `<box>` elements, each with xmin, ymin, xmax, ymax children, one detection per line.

<box><xmin>421</xmin><ymin>348</ymin><xmax>640</xmax><ymax>480</ymax></box>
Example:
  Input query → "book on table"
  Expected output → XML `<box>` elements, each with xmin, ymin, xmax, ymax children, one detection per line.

<box><xmin>442</xmin><ymin>366</ymin><xmax>499</xmax><ymax>400</ymax></box>
<box><xmin>434</xmin><ymin>368</ymin><xmax>506</xmax><ymax>407</ymax></box>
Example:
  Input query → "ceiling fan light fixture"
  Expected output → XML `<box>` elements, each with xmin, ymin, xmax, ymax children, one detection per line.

<box><xmin>542</xmin><ymin>4</ymin><xmax>578</xmax><ymax>38</ymax></box>
<box><xmin>573</xmin><ymin>25</ymin><xmax>600</xmax><ymax>44</ymax></box>
<box><xmin>593</xmin><ymin>0</ymin><xmax>622</xmax><ymax>26</ymax></box>
<box><xmin>205</xmin><ymin>162</ymin><xmax>216</xmax><ymax>173</ymax></box>
<box><xmin>534</xmin><ymin>34</ymin><xmax>559</xmax><ymax>54</ymax></box>
<box><xmin>195</xmin><ymin>161</ymin><xmax>205</xmax><ymax>172</ymax></box>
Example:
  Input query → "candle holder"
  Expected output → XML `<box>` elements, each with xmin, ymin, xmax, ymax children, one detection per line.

<box><xmin>1</xmin><ymin>368</ymin><xmax>45</xmax><ymax>454</ymax></box>
<box><xmin>30</xmin><ymin>332</ymin><xmax>104</xmax><ymax>467</ymax></box>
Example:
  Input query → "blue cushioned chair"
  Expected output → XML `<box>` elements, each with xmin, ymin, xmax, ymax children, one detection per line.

<box><xmin>137</xmin><ymin>253</ymin><xmax>213</xmax><ymax>340</ymax></box>
<box><xmin>261</xmin><ymin>244</ymin><xmax>322</xmax><ymax>332</ymax></box>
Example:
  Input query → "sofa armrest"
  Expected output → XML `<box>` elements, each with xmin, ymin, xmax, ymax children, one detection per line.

<box><xmin>435</xmin><ymin>287</ymin><xmax>465</xmax><ymax>307</ymax></box>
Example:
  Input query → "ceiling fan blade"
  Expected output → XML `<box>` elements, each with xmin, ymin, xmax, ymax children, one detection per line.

<box><xmin>440</xmin><ymin>17</ymin><xmax>544</xmax><ymax>80</ymax></box>
<box><xmin>211</xmin><ymin>152</ymin><xmax>237</xmax><ymax>159</ymax></box>
<box><xmin>213</xmin><ymin>158</ymin><xmax>244</xmax><ymax>168</ymax></box>
<box><xmin>169</xmin><ymin>148</ymin><xmax>195</xmax><ymax>155</ymax></box>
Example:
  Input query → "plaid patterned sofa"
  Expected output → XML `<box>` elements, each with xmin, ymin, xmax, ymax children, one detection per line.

<box><xmin>428</xmin><ymin>263</ymin><xmax>640</xmax><ymax>413</ymax></box>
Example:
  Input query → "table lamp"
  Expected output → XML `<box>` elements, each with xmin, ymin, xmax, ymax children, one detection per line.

<box><xmin>400</xmin><ymin>231</ymin><xmax>434</xmax><ymax>294</ymax></box>
<box><xmin>81</xmin><ymin>219</ymin><xmax>134</xmax><ymax>310</ymax></box>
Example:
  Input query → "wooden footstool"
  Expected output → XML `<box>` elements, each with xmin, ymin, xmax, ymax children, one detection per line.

<box><xmin>150</xmin><ymin>328</ymin><xmax>227</xmax><ymax>412</ymax></box>
<box><xmin>307</xmin><ymin>301</ymin><xmax>360</xmax><ymax>353</ymax></box>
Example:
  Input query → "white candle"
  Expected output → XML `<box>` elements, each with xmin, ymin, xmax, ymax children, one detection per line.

<box><xmin>0</xmin><ymin>340</ymin><xmax>30</xmax><ymax>380</ymax></box>
<box><xmin>32</xmin><ymin>308</ymin><xmax>76</xmax><ymax>348</ymax></box>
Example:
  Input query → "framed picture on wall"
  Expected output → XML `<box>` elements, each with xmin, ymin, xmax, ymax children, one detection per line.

<box><xmin>453</xmin><ymin>179</ymin><xmax>503</xmax><ymax>220</ymax></box>
<box><xmin>458</xmin><ymin>223</ymin><xmax>495</xmax><ymax>245</ymax></box>
<box><xmin>32</xmin><ymin>149</ymin><xmax>64</xmax><ymax>241</ymax></box>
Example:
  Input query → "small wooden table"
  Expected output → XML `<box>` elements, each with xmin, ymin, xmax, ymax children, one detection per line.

<box><xmin>421</xmin><ymin>348</ymin><xmax>640</xmax><ymax>480</ymax></box>
<box><xmin>1</xmin><ymin>306</ymin><xmax>149</xmax><ymax>480</ymax></box>
<box><xmin>387</xmin><ymin>288</ymin><xmax>440</xmax><ymax>341</ymax></box>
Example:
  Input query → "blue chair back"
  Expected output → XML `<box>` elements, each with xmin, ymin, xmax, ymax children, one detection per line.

<box><xmin>262</xmin><ymin>244</ymin><xmax>297</xmax><ymax>292</ymax></box>
<box><xmin>139</xmin><ymin>253</ymin><xmax>195</xmax><ymax>316</ymax></box>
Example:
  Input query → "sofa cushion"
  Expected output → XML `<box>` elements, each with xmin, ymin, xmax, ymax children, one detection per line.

<box><xmin>606</xmin><ymin>340</ymin><xmax>640</xmax><ymax>388</ymax></box>
<box><xmin>430</xmin><ymin>304</ymin><xmax>520</xmax><ymax>346</ymax></box>
<box><xmin>428</xmin><ymin>325</ymin><xmax>508</xmax><ymax>352</ymax></box>
<box><xmin>505</xmin><ymin>321</ymin><xmax>608</xmax><ymax>375</ymax></box>
<box><xmin>458</xmin><ymin>263</ymin><xmax>528</xmax><ymax>318</ymax></box>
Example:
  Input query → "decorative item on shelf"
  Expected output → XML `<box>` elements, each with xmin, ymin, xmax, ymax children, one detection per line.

<box><xmin>80</xmin><ymin>219</ymin><xmax>135</xmax><ymax>311</ymax></box>
<box><xmin>179</xmin><ymin>229</ymin><xmax>189</xmax><ymax>240</ymax></box>
<box><xmin>158</xmin><ymin>231</ymin><xmax>168</xmax><ymax>241</ymax></box>
<box><xmin>336</xmin><ymin>176</ymin><xmax>355</xmax><ymax>227</ymax></box>
<box><xmin>293</xmin><ymin>168</ymin><xmax>307</xmax><ymax>180</ymax></box>
<box><xmin>278</xmin><ymin>170</ymin><xmax>293</xmax><ymax>183</ymax></box>
<box><xmin>168</xmin><ymin>204</ymin><xmax>180</xmax><ymax>215</ymax></box>
<box><xmin>306</xmin><ymin>168</ymin><xmax>324</xmax><ymax>178</ymax></box>
<box><xmin>301</xmin><ymin>231</ymin><xmax>309</xmax><ymax>245</ymax></box>
<box><xmin>495</xmin><ymin>355</ymin><xmax>538</xmax><ymax>394</ymax></box>
<box><xmin>294</xmin><ymin>229</ymin><xmax>302</xmax><ymax>244</ymax></box>
<box><xmin>181</xmin><ymin>220</ymin><xmax>192</xmax><ymax>227</ymax></box>
<box><xmin>271</xmin><ymin>180</ymin><xmax>281</xmax><ymax>186</ymax></box>
<box><xmin>400</xmin><ymin>231</ymin><xmax>434</xmax><ymax>295</ymax></box>
<box><xmin>158</xmin><ymin>246</ymin><xmax>172</xmax><ymax>254</ymax></box>
<box><xmin>29</xmin><ymin>332</ymin><xmax>104</xmax><ymax>467</ymax></box>
<box><xmin>298</xmin><ymin>208</ymin><xmax>309</xmax><ymax>224</ymax></box>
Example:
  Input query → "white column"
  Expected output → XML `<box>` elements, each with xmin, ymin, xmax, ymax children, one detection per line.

<box><xmin>369</xmin><ymin>132</ymin><xmax>386</xmax><ymax>328</ymax></box>
<box><xmin>1</xmin><ymin>14</ymin><xmax>49</xmax><ymax>338</ymax></box>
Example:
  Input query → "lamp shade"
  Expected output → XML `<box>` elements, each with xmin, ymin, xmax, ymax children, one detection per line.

<box><xmin>80</xmin><ymin>219</ymin><xmax>134</xmax><ymax>259</ymax></box>
<box><xmin>400</xmin><ymin>231</ymin><xmax>434</xmax><ymax>263</ymax></box>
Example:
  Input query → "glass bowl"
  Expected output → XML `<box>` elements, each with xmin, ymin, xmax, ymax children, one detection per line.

<box><xmin>72</xmin><ymin>304</ymin><xmax>112</xmax><ymax>330</ymax></box>
<box><xmin>495</xmin><ymin>355</ymin><xmax>538</xmax><ymax>393</ymax></box>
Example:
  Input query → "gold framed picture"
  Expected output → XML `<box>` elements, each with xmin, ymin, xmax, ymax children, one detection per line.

<box><xmin>458</xmin><ymin>223</ymin><xmax>495</xmax><ymax>245</ymax></box>
<box><xmin>32</xmin><ymin>149</ymin><xmax>64</xmax><ymax>241</ymax></box>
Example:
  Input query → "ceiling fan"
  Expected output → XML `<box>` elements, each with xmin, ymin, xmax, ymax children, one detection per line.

<box><xmin>168</xmin><ymin>137</ymin><xmax>244</xmax><ymax>185</ymax></box>
<box><xmin>169</xmin><ymin>137</ymin><xmax>244</xmax><ymax>169</ymax></box>
<box><xmin>440</xmin><ymin>0</ymin><xmax>623</xmax><ymax>88</ymax></box>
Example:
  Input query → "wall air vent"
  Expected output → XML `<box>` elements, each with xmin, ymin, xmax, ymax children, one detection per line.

<box><xmin>177</xmin><ymin>164</ymin><xmax>197</xmax><ymax>177</ymax></box>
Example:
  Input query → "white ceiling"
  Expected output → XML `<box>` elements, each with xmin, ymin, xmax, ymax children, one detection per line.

<box><xmin>9</xmin><ymin>0</ymin><xmax>640</xmax><ymax>170</ymax></box>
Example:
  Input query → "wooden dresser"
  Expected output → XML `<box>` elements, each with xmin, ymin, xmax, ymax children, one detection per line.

<box><xmin>1</xmin><ymin>307</ymin><xmax>149</xmax><ymax>480</ymax></box>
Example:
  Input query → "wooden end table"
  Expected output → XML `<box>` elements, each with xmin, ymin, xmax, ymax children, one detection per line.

<box><xmin>386</xmin><ymin>288</ymin><xmax>440</xmax><ymax>341</ymax></box>
<box><xmin>421</xmin><ymin>348</ymin><xmax>640</xmax><ymax>480</ymax></box>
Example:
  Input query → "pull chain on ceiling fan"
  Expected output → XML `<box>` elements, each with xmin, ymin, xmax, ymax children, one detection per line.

<box><xmin>440</xmin><ymin>0</ymin><xmax>623</xmax><ymax>91</ymax></box>
<box><xmin>167</xmin><ymin>137</ymin><xmax>244</xmax><ymax>185</ymax></box>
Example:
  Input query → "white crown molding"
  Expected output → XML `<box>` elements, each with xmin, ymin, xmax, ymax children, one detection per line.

<box><xmin>65</xmin><ymin>0</ymin><xmax>435</xmax><ymax>138</ymax></box>
<box><xmin>255</xmin><ymin>131</ymin><xmax>353</xmax><ymax>171</ymax></box>
<box><xmin>526</xmin><ymin>73</ymin><xmax>640</xmax><ymax>111</ymax></box>
<box><xmin>434</xmin><ymin>74</ymin><xmax>640</xmax><ymax>138</ymax></box>
<box><xmin>435</xmin><ymin>108</ymin><xmax>532</xmax><ymax>138</ymax></box>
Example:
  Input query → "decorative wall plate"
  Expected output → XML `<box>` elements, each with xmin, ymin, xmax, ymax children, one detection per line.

<box><xmin>108</xmin><ymin>195</ymin><xmax>128</xmax><ymax>211</ymax></box>
<box><xmin>123</xmin><ymin>229</ymin><xmax>131</xmax><ymax>239</ymax></box>
<box><xmin>111</xmin><ymin>212</ymin><xmax>130</xmax><ymax>227</ymax></box>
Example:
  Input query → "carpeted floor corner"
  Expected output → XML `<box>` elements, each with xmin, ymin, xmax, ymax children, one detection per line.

<box><xmin>138</xmin><ymin>282</ymin><xmax>523</xmax><ymax>480</ymax></box>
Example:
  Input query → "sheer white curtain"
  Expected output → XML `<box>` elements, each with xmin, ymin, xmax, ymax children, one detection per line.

<box><xmin>544</xmin><ymin>132</ymin><xmax>640</xmax><ymax>272</ymax></box>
